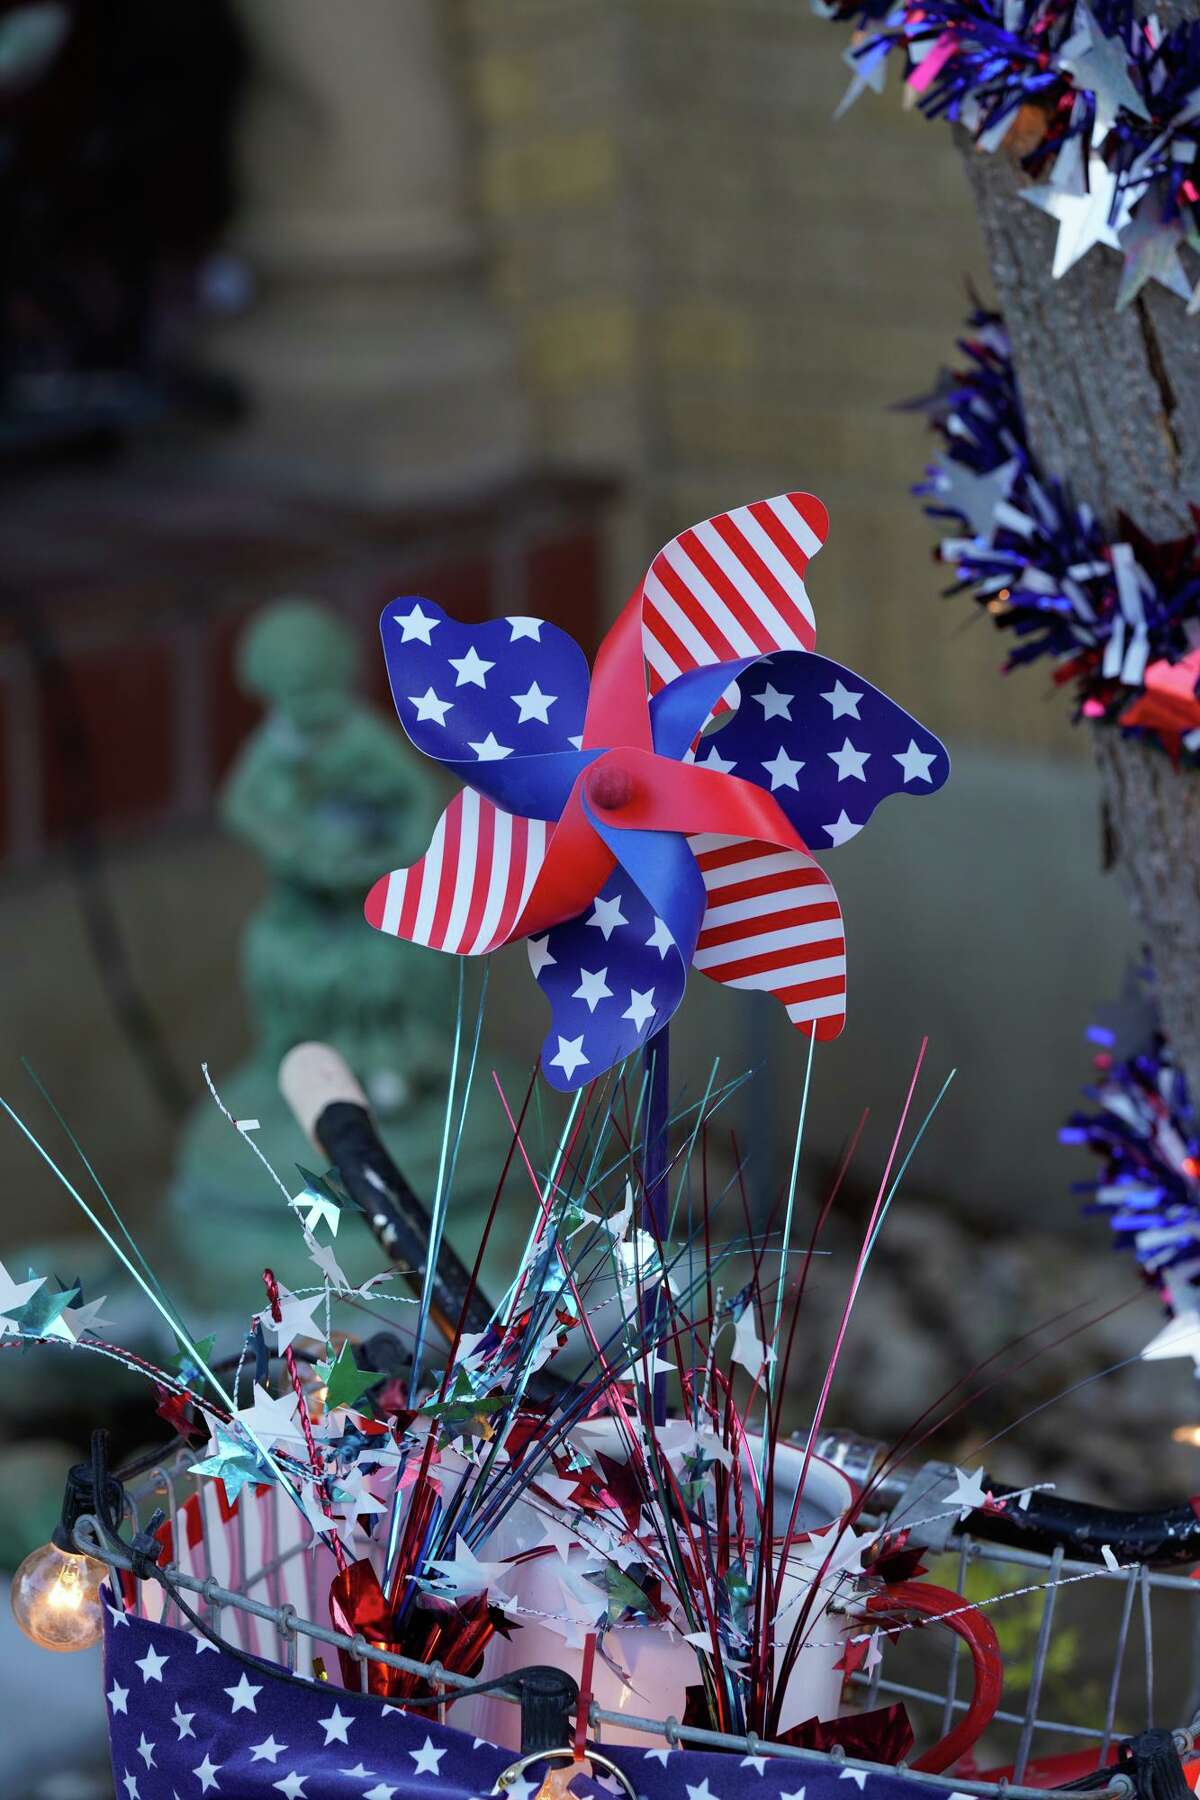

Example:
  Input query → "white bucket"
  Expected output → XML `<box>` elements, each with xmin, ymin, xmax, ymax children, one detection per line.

<box><xmin>452</xmin><ymin>1433</ymin><xmax>858</xmax><ymax>1751</ymax></box>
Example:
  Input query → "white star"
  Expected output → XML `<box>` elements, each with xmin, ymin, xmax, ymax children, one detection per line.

<box><xmin>588</xmin><ymin>894</ymin><xmax>628</xmax><ymax>939</ymax></box>
<box><xmin>501</xmin><ymin>1778</ymin><xmax>539</xmax><ymax>1800</ymax></box>
<box><xmin>194</xmin><ymin>1633</ymin><xmax>218</xmax><ymax>1652</ymax></box>
<box><xmin>260</xmin><ymin>1287</ymin><xmax>325</xmax><ymax>1352</ymax></box>
<box><xmin>105</xmin><ymin>1594</ymin><xmax>130</xmax><ymax>1627</ymax></box>
<box><xmin>468</xmin><ymin>731</ymin><xmax>512</xmax><ymax>761</ymax></box>
<box><xmin>527</xmin><ymin>935</ymin><xmax>556</xmax><ymax>978</ymax></box>
<box><xmin>317</xmin><ymin>1704</ymin><xmax>354</xmax><ymax>1746</ymax></box>
<box><xmin>122</xmin><ymin>1774</ymin><xmax>140</xmax><ymax>1800</ymax></box>
<box><xmin>839</xmin><ymin>1768</ymin><xmax>869</xmax><ymax>1789</ymax></box>
<box><xmin>194</xmin><ymin>1755</ymin><xmax>222</xmax><ymax>1794</ymax></box>
<box><xmin>573</xmin><ymin>967</ymin><xmax>613</xmax><ymax>1011</ymax></box>
<box><xmin>338</xmin><ymin>1766</ymin><xmax>376</xmax><ymax>1781</ymax></box>
<box><xmin>732</xmin><ymin>1305</ymin><xmax>775</xmax><ymax>1376</ymax></box>
<box><xmin>1058</xmin><ymin>4</ymin><xmax>1149</xmax><ymax>130</ymax></box>
<box><xmin>57</xmin><ymin>1290</ymin><xmax>113</xmax><ymax>1340</ymax></box>
<box><xmin>171</xmin><ymin>1703</ymin><xmax>194</xmax><ymax>1739</ymax></box>
<box><xmin>823</xmin><ymin>810</ymin><xmax>861</xmax><ymax>847</ymax></box>
<box><xmin>1022</xmin><ymin>156</ymin><xmax>1130</xmax><ymax>279</ymax></box>
<box><xmin>687</xmin><ymin>1780</ymin><xmax>720</xmax><ymax>1800</ymax></box>
<box><xmin>410</xmin><ymin>1738</ymin><xmax>447</xmax><ymax>1775</ymax></box>
<box><xmin>393</xmin><ymin>603</ymin><xmax>438</xmax><ymax>644</ymax></box>
<box><xmin>828</xmin><ymin>737</ymin><xmax>870</xmax><ymax>781</ymax></box>
<box><xmin>821</xmin><ymin>680</ymin><xmax>863</xmax><ymax>720</ymax></box>
<box><xmin>363</xmin><ymin>1784</ymin><xmax>399</xmax><ymax>1800</ymax></box>
<box><xmin>134</xmin><ymin>1644</ymin><xmax>168</xmax><ymax>1683</ymax></box>
<box><xmin>507</xmin><ymin>616</ymin><xmax>543</xmax><ymax>641</ymax></box>
<box><xmin>762</xmin><ymin>747</ymin><xmax>804</xmax><ymax>791</ymax></box>
<box><xmin>107</xmin><ymin>1681</ymin><xmax>129</xmax><ymax>1715</ymax></box>
<box><xmin>741</xmin><ymin>1756</ymin><xmax>769</xmax><ymax>1773</ymax></box>
<box><xmin>623</xmin><ymin>987</ymin><xmax>656</xmax><ymax>1032</ymax></box>
<box><xmin>645</xmin><ymin>1747</ymin><xmax>675</xmax><ymax>1765</ymax></box>
<box><xmin>780</xmin><ymin>1791</ymin><xmax>807</xmax><ymax>1800</ymax></box>
<box><xmin>408</xmin><ymin>687</ymin><xmax>453</xmax><ymax>726</ymax></box>
<box><xmin>273</xmin><ymin>1775</ymin><xmax>308</xmax><ymax>1800</ymax></box>
<box><xmin>233</xmin><ymin>1383</ymin><xmax>305</xmax><ymax>1449</ymax></box>
<box><xmin>225</xmin><ymin>1672</ymin><xmax>261</xmax><ymax>1713</ymax></box>
<box><xmin>511</xmin><ymin>680</ymin><xmax>557</xmax><ymax>724</ymax></box>
<box><xmin>946</xmin><ymin>1466</ymin><xmax>988</xmax><ymax>1519</ymax></box>
<box><xmin>550</xmin><ymin>1036</ymin><xmax>589</xmax><ymax>1080</ymax></box>
<box><xmin>893</xmin><ymin>738</ymin><xmax>936</xmax><ymax>784</ymax></box>
<box><xmin>1143</xmin><ymin>1310</ymin><xmax>1200</xmax><ymax>1362</ymax></box>
<box><xmin>554</xmin><ymin>1036</ymin><xmax>590</xmax><ymax>1072</ymax></box>
<box><xmin>696</xmin><ymin>742</ymin><xmax>736</xmax><ymax>774</ymax></box>
<box><xmin>0</xmin><ymin>1260</ymin><xmax>45</xmax><ymax>1333</ymax></box>
<box><xmin>449</xmin><ymin>645</ymin><xmax>493</xmax><ymax>688</ymax></box>
<box><xmin>136</xmin><ymin>1734</ymin><xmax>156</xmax><ymax>1770</ymax></box>
<box><xmin>646</xmin><ymin>916</ymin><xmax>674</xmax><ymax>958</ymax></box>
<box><xmin>753</xmin><ymin>682</ymin><xmax>794</xmax><ymax>721</ymax></box>
<box><xmin>250</xmin><ymin>1736</ymin><xmax>286</xmax><ymax>1764</ymax></box>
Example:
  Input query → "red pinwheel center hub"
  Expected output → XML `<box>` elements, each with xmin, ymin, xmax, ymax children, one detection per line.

<box><xmin>586</xmin><ymin>763</ymin><xmax>638</xmax><ymax>812</ymax></box>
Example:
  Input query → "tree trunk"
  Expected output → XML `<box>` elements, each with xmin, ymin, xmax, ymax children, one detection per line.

<box><xmin>958</xmin><ymin>113</ymin><xmax>1200</xmax><ymax>1093</ymax></box>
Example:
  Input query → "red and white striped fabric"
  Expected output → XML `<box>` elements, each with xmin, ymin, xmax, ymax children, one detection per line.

<box><xmin>364</xmin><ymin>789</ymin><xmax>548</xmax><ymax>956</ymax></box>
<box><xmin>131</xmin><ymin>1480</ymin><xmax>336</xmax><ymax>1677</ymax></box>
<box><xmin>689</xmin><ymin>833</ymin><xmax>846</xmax><ymax>1039</ymax></box>
<box><xmin>640</xmin><ymin>492</ymin><xmax>826</xmax><ymax>695</ymax></box>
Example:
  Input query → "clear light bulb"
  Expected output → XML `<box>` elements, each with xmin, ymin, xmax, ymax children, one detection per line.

<box><xmin>10</xmin><ymin>1538</ymin><xmax>107</xmax><ymax>1651</ymax></box>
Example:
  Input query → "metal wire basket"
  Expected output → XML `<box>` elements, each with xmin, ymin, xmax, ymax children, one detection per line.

<box><xmin>78</xmin><ymin>1432</ymin><xmax>1200</xmax><ymax>1800</ymax></box>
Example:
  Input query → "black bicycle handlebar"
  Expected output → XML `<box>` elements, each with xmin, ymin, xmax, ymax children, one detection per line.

<box><xmin>967</xmin><ymin>1480</ymin><xmax>1200</xmax><ymax>1569</ymax></box>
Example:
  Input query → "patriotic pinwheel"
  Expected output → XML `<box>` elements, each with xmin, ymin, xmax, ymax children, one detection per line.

<box><xmin>365</xmin><ymin>494</ymin><xmax>948</xmax><ymax>1090</ymax></box>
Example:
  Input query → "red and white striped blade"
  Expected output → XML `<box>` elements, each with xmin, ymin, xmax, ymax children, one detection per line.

<box><xmin>689</xmin><ymin>833</ymin><xmax>846</xmax><ymax>1040</ymax></box>
<box><xmin>641</xmin><ymin>492</ymin><xmax>827</xmax><ymax>698</ymax></box>
<box><xmin>364</xmin><ymin>788</ymin><xmax>548</xmax><ymax>956</ymax></box>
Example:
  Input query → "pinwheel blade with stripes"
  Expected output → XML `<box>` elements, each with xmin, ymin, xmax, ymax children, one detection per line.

<box><xmin>364</xmin><ymin>494</ymin><xmax>949</xmax><ymax>1090</ymax></box>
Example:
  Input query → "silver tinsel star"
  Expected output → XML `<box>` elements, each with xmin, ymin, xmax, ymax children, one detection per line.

<box><xmin>929</xmin><ymin>456</ymin><xmax>1019</xmax><ymax>537</ymax></box>
<box><xmin>1023</xmin><ymin>154</ymin><xmax>1131</xmax><ymax>278</ymax></box>
<box><xmin>1116</xmin><ymin>203</ymin><xmax>1192</xmax><ymax>309</ymax></box>
<box><xmin>1057</xmin><ymin>4</ymin><xmax>1150</xmax><ymax>130</ymax></box>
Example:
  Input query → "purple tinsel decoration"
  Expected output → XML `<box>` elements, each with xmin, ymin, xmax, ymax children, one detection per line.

<box><xmin>1063</xmin><ymin>1018</ymin><xmax>1200</xmax><ymax>1293</ymax></box>
<box><xmin>913</xmin><ymin>303</ymin><xmax>1200</xmax><ymax>747</ymax></box>
<box><xmin>823</xmin><ymin>0</ymin><xmax>1200</xmax><ymax>243</ymax></box>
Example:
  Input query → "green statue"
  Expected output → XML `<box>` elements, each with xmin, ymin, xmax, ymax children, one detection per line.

<box><xmin>168</xmin><ymin>597</ymin><xmax>521</xmax><ymax>1309</ymax></box>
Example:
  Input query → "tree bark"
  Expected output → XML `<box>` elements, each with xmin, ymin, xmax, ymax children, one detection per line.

<box><xmin>958</xmin><ymin>112</ymin><xmax>1200</xmax><ymax>1093</ymax></box>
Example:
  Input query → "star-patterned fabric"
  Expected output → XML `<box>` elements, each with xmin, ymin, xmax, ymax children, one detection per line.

<box><xmin>102</xmin><ymin>1594</ymin><xmax>919</xmax><ymax>1800</ymax></box>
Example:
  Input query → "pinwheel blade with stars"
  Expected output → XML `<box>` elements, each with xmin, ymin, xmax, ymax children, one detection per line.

<box><xmin>365</xmin><ymin>493</ymin><xmax>949</xmax><ymax>1090</ymax></box>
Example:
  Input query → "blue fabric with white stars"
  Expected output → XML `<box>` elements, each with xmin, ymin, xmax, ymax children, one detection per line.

<box><xmin>102</xmin><ymin>1592</ymin><xmax>911</xmax><ymax>1800</ymax></box>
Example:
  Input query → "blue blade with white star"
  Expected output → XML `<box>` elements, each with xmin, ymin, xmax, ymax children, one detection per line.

<box><xmin>700</xmin><ymin>652</ymin><xmax>949</xmax><ymax>853</ymax></box>
<box><xmin>530</xmin><ymin>864</ymin><xmax>698</xmax><ymax>1092</ymax></box>
<box><xmin>380</xmin><ymin>600</ymin><xmax>593</xmax><ymax>772</ymax></box>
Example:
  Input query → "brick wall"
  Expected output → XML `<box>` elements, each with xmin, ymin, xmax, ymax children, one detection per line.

<box><xmin>0</xmin><ymin>467</ymin><xmax>611</xmax><ymax>870</ymax></box>
<box><xmin>453</xmin><ymin>0</ymin><xmax>1084</xmax><ymax>764</ymax></box>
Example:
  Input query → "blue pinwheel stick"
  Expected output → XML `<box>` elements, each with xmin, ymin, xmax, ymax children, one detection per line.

<box><xmin>644</xmin><ymin>1024</ymin><xmax>670</xmax><ymax>1423</ymax></box>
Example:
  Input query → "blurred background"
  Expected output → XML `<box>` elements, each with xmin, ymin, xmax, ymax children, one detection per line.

<box><xmin>1</xmin><ymin>2</ymin><xmax>1193</xmax><ymax>1791</ymax></box>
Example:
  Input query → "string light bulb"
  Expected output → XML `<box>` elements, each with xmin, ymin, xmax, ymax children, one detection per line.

<box><xmin>9</xmin><ymin>1430</ymin><xmax>124</xmax><ymax>1653</ymax></box>
<box><xmin>1173</xmin><ymin>1424</ymin><xmax>1200</xmax><ymax>1449</ymax></box>
<box><xmin>10</xmin><ymin>1540</ymin><xmax>108</xmax><ymax>1652</ymax></box>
